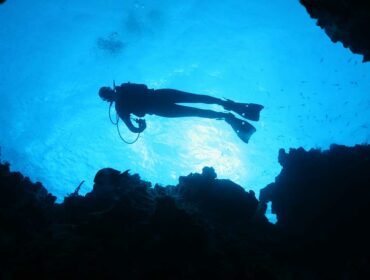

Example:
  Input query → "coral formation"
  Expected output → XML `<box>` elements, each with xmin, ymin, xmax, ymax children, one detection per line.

<box><xmin>1</xmin><ymin>145</ymin><xmax>370</xmax><ymax>279</ymax></box>
<box><xmin>260</xmin><ymin>144</ymin><xmax>370</xmax><ymax>278</ymax></box>
<box><xmin>300</xmin><ymin>0</ymin><xmax>370</xmax><ymax>62</ymax></box>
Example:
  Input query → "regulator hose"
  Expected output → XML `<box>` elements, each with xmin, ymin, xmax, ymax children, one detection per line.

<box><xmin>108</xmin><ymin>102</ymin><xmax>140</xmax><ymax>144</ymax></box>
<box><xmin>109</xmin><ymin>102</ymin><xmax>118</xmax><ymax>125</ymax></box>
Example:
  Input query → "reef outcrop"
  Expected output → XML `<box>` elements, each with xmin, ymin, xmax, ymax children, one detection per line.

<box><xmin>261</xmin><ymin>144</ymin><xmax>370</xmax><ymax>278</ymax></box>
<box><xmin>1</xmin><ymin>144</ymin><xmax>370</xmax><ymax>279</ymax></box>
<box><xmin>300</xmin><ymin>0</ymin><xmax>370</xmax><ymax>62</ymax></box>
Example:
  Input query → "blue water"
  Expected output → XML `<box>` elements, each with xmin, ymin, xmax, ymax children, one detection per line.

<box><xmin>1</xmin><ymin>0</ymin><xmax>369</xmax><ymax>207</ymax></box>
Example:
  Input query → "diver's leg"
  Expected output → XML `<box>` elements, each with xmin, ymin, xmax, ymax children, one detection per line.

<box><xmin>154</xmin><ymin>89</ymin><xmax>263</xmax><ymax>122</ymax></box>
<box><xmin>152</xmin><ymin>103</ymin><xmax>228</xmax><ymax>119</ymax></box>
<box><xmin>150</xmin><ymin>104</ymin><xmax>256</xmax><ymax>143</ymax></box>
<box><xmin>154</xmin><ymin>89</ymin><xmax>224</xmax><ymax>105</ymax></box>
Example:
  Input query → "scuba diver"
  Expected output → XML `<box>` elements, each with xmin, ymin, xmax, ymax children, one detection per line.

<box><xmin>99</xmin><ymin>82</ymin><xmax>264</xmax><ymax>143</ymax></box>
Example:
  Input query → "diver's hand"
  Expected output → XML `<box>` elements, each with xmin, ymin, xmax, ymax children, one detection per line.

<box><xmin>135</xmin><ymin>118</ymin><xmax>146</xmax><ymax>131</ymax></box>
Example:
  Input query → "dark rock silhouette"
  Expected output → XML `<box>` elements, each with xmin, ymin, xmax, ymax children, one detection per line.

<box><xmin>0</xmin><ymin>163</ymin><xmax>274</xmax><ymax>279</ymax></box>
<box><xmin>1</xmin><ymin>145</ymin><xmax>370</xmax><ymax>279</ymax></box>
<box><xmin>260</xmin><ymin>144</ymin><xmax>370</xmax><ymax>279</ymax></box>
<box><xmin>177</xmin><ymin>167</ymin><xmax>259</xmax><ymax>226</ymax></box>
<box><xmin>300</xmin><ymin>0</ymin><xmax>370</xmax><ymax>62</ymax></box>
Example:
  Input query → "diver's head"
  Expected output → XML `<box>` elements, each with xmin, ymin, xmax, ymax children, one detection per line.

<box><xmin>99</xmin><ymin>86</ymin><xmax>115</xmax><ymax>102</ymax></box>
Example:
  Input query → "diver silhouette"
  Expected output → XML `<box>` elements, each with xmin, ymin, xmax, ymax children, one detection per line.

<box><xmin>99</xmin><ymin>82</ymin><xmax>264</xmax><ymax>143</ymax></box>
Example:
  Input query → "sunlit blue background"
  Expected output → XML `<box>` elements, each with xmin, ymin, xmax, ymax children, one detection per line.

<box><xmin>1</xmin><ymin>0</ymin><xmax>369</xmax><ymax>205</ymax></box>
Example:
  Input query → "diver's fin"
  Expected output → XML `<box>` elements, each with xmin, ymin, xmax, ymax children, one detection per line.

<box><xmin>224</xmin><ymin>99</ymin><xmax>264</xmax><ymax>121</ymax></box>
<box><xmin>226</xmin><ymin>115</ymin><xmax>256</xmax><ymax>143</ymax></box>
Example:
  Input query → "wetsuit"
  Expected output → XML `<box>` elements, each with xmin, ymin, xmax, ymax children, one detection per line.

<box><xmin>112</xmin><ymin>82</ymin><xmax>263</xmax><ymax>143</ymax></box>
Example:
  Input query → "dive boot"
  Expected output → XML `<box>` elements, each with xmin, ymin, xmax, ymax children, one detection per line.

<box><xmin>225</xmin><ymin>114</ymin><xmax>256</xmax><ymax>143</ymax></box>
<box><xmin>224</xmin><ymin>99</ymin><xmax>264</xmax><ymax>121</ymax></box>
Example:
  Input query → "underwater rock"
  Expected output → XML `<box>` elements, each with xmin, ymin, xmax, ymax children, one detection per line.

<box><xmin>260</xmin><ymin>144</ymin><xmax>370</xmax><ymax>277</ymax></box>
<box><xmin>0</xmin><ymin>162</ymin><xmax>275</xmax><ymax>279</ymax></box>
<box><xmin>0</xmin><ymin>162</ymin><xmax>56</xmax><ymax>278</ymax></box>
<box><xmin>2</xmin><ymin>145</ymin><xmax>370</xmax><ymax>279</ymax></box>
<box><xmin>178</xmin><ymin>167</ymin><xmax>259</xmax><ymax>226</ymax></box>
<box><xmin>300</xmin><ymin>0</ymin><xmax>370</xmax><ymax>62</ymax></box>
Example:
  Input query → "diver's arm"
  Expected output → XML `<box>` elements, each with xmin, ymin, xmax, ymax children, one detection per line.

<box><xmin>121</xmin><ymin>114</ymin><xmax>146</xmax><ymax>133</ymax></box>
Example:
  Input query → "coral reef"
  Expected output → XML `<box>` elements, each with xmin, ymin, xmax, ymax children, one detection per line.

<box><xmin>261</xmin><ymin>144</ymin><xmax>370</xmax><ymax>278</ymax></box>
<box><xmin>1</xmin><ymin>144</ymin><xmax>370</xmax><ymax>279</ymax></box>
<box><xmin>300</xmin><ymin>0</ymin><xmax>370</xmax><ymax>62</ymax></box>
